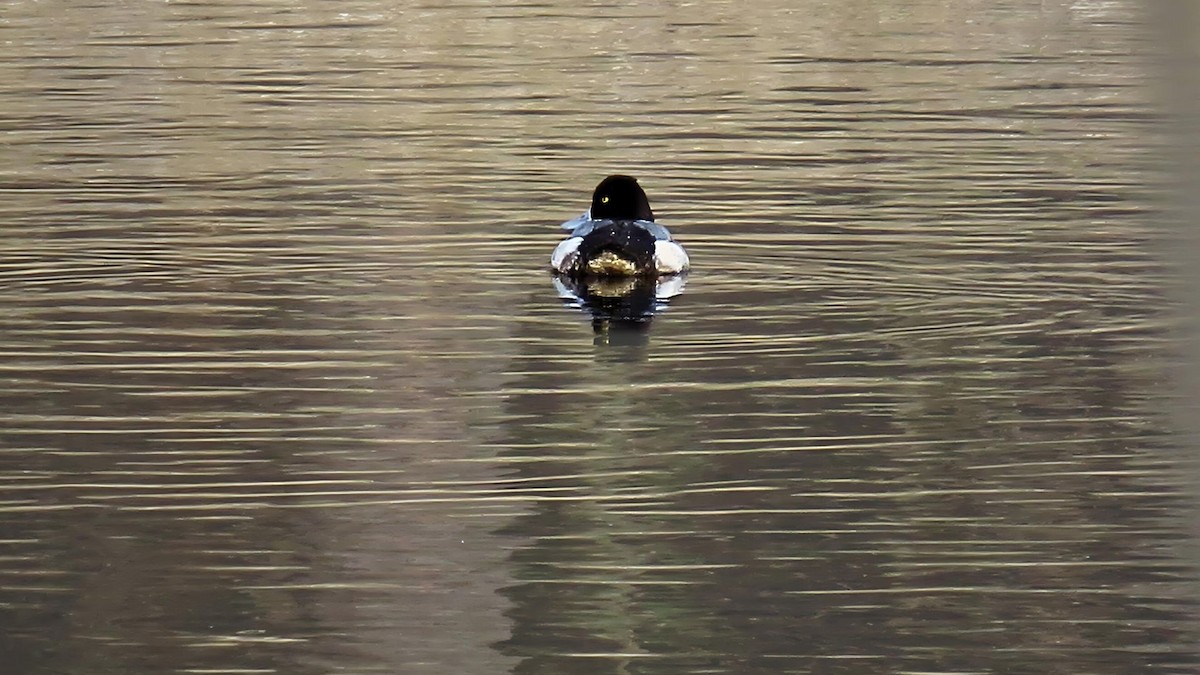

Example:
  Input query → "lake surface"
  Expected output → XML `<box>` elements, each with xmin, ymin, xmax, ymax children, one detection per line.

<box><xmin>1</xmin><ymin>0</ymin><xmax>1195</xmax><ymax>673</ymax></box>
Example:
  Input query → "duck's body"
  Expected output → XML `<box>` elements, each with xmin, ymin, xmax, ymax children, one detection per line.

<box><xmin>551</xmin><ymin>175</ymin><xmax>689</xmax><ymax>278</ymax></box>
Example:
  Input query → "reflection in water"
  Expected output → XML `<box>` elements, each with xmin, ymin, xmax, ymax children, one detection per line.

<box><xmin>0</xmin><ymin>0</ymin><xmax>1195</xmax><ymax>673</ymax></box>
<box><xmin>552</xmin><ymin>274</ymin><xmax>687</xmax><ymax>352</ymax></box>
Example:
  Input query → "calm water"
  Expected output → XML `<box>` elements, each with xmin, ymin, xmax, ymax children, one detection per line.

<box><xmin>1</xmin><ymin>0</ymin><xmax>1194</xmax><ymax>673</ymax></box>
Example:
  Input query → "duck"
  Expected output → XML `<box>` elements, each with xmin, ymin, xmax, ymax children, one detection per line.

<box><xmin>550</xmin><ymin>175</ymin><xmax>689</xmax><ymax>278</ymax></box>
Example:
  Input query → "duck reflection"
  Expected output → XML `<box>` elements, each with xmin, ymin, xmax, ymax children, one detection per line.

<box><xmin>551</xmin><ymin>274</ymin><xmax>687</xmax><ymax>348</ymax></box>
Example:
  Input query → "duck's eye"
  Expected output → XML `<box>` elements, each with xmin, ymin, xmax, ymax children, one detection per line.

<box><xmin>601</xmin><ymin>196</ymin><xmax>610</xmax><ymax>204</ymax></box>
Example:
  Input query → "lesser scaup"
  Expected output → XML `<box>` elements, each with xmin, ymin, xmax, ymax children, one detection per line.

<box><xmin>551</xmin><ymin>175</ymin><xmax>690</xmax><ymax>278</ymax></box>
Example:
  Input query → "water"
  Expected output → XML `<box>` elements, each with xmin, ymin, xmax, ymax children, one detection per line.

<box><xmin>1</xmin><ymin>0</ymin><xmax>1193</xmax><ymax>673</ymax></box>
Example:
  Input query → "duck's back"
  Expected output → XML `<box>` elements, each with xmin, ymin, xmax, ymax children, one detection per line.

<box><xmin>574</xmin><ymin>221</ymin><xmax>657</xmax><ymax>277</ymax></box>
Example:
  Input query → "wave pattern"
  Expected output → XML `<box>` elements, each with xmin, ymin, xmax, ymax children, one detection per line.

<box><xmin>0</xmin><ymin>0</ymin><xmax>1190</xmax><ymax>674</ymax></box>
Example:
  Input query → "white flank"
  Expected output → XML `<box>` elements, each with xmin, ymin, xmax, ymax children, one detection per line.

<box><xmin>654</xmin><ymin>240</ymin><xmax>690</xmax><ymax>274</ymax></box>
<box><xmin>550</xmin><ymin>237</ymin><xmax>582</xmax><ymax>272</ymax></box>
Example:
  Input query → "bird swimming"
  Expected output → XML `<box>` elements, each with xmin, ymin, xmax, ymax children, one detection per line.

<box><xmin>550</xmin><ymin>175</ymin><xmax>689</xmax><ymax>278</ymax></box>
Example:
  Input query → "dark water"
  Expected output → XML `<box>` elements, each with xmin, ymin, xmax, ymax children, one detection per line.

<box><xmin>1</xmin><ymin>0</ymin><xmax>1194</xmax><ymax>673</ymax></box>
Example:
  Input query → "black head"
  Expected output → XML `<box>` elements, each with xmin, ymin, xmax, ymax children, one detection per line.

<box><xmin>590</xmin><ymin>175</ymin><xmax>655</xmax><ymax>221</ymax></box>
